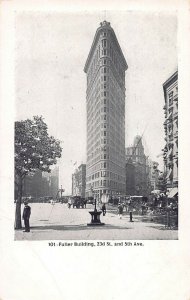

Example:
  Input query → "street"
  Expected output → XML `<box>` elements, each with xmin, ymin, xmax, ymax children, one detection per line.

<box><xmin>15</xmin><ymin>203</ymin><xmax>178</xmax><ymax>240</ymax></box>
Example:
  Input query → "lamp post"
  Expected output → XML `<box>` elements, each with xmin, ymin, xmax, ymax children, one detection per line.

<box><xmin>92</xmin><ymin>187</ymin><xmax>97</xmax><ymax>212</ymax></box>
<box><xmin>87</xmin><ymin>185</ymin><xmax>105</xmax><ymax>226</ymax></box>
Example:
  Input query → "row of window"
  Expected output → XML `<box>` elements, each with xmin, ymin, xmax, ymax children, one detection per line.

<box><xmin>87</xmin><ymin>39</ymin><xmax>125</xmax><ymax>91</ymax></box>
<box><xmin>86</xmin><ymin>179</ymin><xmax>125</xmax><ymax>189</ymax></box>
<box><xmin>87</xmin><ymin>67</ymin><xmax>125</xmax><ymax>110</ymax></box>
<box><xmin>87</xmin><ymin>159</ymin><xmax>126</xmax><ymax>177</ymax></box>
<box><xmin>126</xmin><ymin>147</ymin><xmax>145</xmax><ymax>156</ymax></box>
<box><xmin>87</xmin><ymin>64</ymin><xmax>125</xmax><ymax>102</ymax></box>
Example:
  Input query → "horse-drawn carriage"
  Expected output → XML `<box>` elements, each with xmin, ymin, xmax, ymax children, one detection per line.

<box><xmin>71</xmin><ymin>196</ymin><xmax>86</xmax><ymax>209</ymax></box>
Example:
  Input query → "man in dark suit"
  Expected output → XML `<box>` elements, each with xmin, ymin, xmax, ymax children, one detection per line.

<box><xmin>22</xmin><ymin>200</ymin><xmax>31</xmax><ymax>232</ymax></box>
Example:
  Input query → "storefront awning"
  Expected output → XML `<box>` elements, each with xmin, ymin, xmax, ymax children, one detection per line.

<box><xmin>166</xmin><ymin>168</ymin><xmax>172</xmax><ymax>179</ymax></box>
<box><xmin>167</xmin><ymin>148</ymin><xmax>173</xmax><ymax>157</ymax></box>
<box><xmin>168</xmin><ymin>187</ymin><xmax>178</xmax><ymax>198</ymax></box>
<box><xmin>166</xmin><ymin>112</ymin><xmax>172</xmax><ymax>120</ymax></box>
<box><xmin>101</xmin><ymin>194</ymin><xmax>109</xmax><ymax>203</ymax></box>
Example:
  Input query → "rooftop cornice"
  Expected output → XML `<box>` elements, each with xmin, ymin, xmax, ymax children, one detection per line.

<box><xmin>84</xmin><ymin>21</ymin><xmax>128</xmax><ymax>73</ymax></box>
<box><xmin>163</xmin><ymin>70</ymin><xmax>178</xmax><ymax>104</ymax></box>
<box><xmin>163</xmin><ymin>70</ymin><xmax>178</xmax><ymax>89</ymax></box>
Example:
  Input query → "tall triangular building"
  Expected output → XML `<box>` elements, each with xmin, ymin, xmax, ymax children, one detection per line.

<box><xmin>84</xmin><ymin>21</ymin><xmax>128</xmax><ymax>200</ymax></box>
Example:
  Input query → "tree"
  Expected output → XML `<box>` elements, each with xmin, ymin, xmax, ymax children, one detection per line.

<box><xmin>14</xmin><ymin>116</ymin><xmax>62</xmax><ymax>229</ymax></box>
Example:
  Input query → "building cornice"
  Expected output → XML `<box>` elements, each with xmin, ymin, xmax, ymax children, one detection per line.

<box><xmin>162</xmin><ymin>70</ymin><xmax>178</xmax><ymax>107</ymax></box>
<box><xmin>163</xmin><ymin>70</ymin><xmax>178</xmax><ymax>89</ymax></box>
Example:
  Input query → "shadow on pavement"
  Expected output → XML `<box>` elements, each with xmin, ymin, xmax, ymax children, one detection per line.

<box><xmin>147</xmin><ymin>225</ymin><xmax>178</xmax><ymax>231</ymax></box>
<box><xmin>30</xmin><ymin>224</ymin><xmax>132</xmax><ymax>231</ymax></box>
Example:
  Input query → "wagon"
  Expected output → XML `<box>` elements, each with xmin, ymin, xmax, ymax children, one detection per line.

<box><xmin>72</xmin><ymin>196</ymin><xmax>85</xmax><ymax>209</ymax></box>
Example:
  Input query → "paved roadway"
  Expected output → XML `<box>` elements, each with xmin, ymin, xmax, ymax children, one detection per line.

<box><xmin>15</xmin><ymin>203</ymin><xmax>178</xmax><ymax>240</ymax></box>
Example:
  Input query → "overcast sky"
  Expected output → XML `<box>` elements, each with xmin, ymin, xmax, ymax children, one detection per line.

<box><xmin>15</xmin><ymin>11</ymin><xmax>177</xmax><ymax>194</ymax></box>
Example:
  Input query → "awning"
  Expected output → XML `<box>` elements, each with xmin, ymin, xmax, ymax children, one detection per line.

<box><xmin>167</xmin><ymin>148</ymin><xmax>173</xmax><ymax>157</ymax></box>
<box><xmin>101</xmin><ymin>194</ymin><xmax>109</xmax><ymax>203</ymax></box>
<box><xmin>166</xmin><ymin>168</ymin><xmax>172</xmax><ymax>179</ymax></box>
<box><xmin>151</xmin><ymin>190</ymin><xmax>161</xmax><ymax>195</ymax></box>
<box><xmin>166</xmin><ymin>112</ymin><xmax>172</xmax><ymax>120</ymax></box>
<box><xmin>168</xmin><ymin>187</ymin><xmax>178</xmax><ymax>198</ymax></box>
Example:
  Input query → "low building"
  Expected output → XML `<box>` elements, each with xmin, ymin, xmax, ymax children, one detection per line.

<box><xmin>163</xmin><ymin>70</ymin><xmax>178</xmax><ymax>198</ymax></box>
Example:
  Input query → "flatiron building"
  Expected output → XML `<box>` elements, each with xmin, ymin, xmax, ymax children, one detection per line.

<box><xmin>84</xmin><ymin>21</ymin><xmax>128</xmax><ymax>199</ymax></box>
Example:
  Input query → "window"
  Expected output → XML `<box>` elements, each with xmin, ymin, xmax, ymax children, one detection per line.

<box><xmin>104</xmin><ymin>67</ymin><xmax>107</xmax><ymax>73</ymax></box>
<box><xmin>102</xmin><ymin>39</ymin><xmax>107</xmax><ymax>48</ymax></box>
<box><xmin>104</xmin><ymin>131</ymin><xmax>106</xmax><ymax>136</ymax></box>
<box><xmin>169</xmin><ymin>92</ymin><xmax>173</xmax><ymax>106</ymax></box>
<box><xmin>104</xmin><ymin>99</ymin><xmax>106</xmax><ymax>104</ymax></box>
<box><xmin>104</xmin><ymin>76</ymin><xmax>106</xmax><ymax>81</ymax></box>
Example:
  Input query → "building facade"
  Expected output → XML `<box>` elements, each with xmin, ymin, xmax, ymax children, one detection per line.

<box><xmin>23</xmin><ymin>169</ymin><xmax>43</xmax><ymax>198</ymax></box>
<box><xmin>23</xmin><ymin>166</ymin><xmax>59</xmax><ymax>199</ymax></box>
<box><xmin>42</xmin><ymin>166</ymin><xmax>59</xmax><ymax>198</ymax></box>
<box><xmin>126</xmin><ymin>136</ymin><xmax>150</xmax><ymax>196</ymax></box>
<box><xmin>84</xmin><ymin>21</ymin><xmax>128</xmax><ymax>200</ymax></box>
<box><xmin>163</xmin><ymin>71</ymin><xmax>178</xmax><ymax>197</ymax></box>
<box><xmin>147</xmin><ymin>160</ymin><xmax>159</xmax><ymax>191</ymax></box>
<box><xmin>72</xmin><ymin>164</ymin><xmax>86</xmax><ymax>198</ymax></box>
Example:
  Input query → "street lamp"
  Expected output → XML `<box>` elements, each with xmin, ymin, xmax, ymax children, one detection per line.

<box><xmin>90</xmin><ymin>185</ymin><xmax>97</xmax><ymax>211</ymax></box>
<box><xmin>87</xmin><ymin>185</ymin><xmax>105</xmax><ymax>226</ymax></box>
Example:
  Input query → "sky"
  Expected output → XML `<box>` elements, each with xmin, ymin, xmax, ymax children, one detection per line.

<box><xmin>15</xmin><ymin>11</ymin><xmax>177</xmax><ymax>194</ymax></box>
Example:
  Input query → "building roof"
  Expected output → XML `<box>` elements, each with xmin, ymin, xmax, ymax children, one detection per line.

<box><xmin>84</xmin><ymin>20</ymin><xmax>128</xmax><ymax>73</ymax></box>
<box><xmin>163</xmin><ymin>70</ymin><xmax>178</xmax><ymax>89</ymax></box>
<box><xmin>133</xmin><ymin>135</ymin><xmax>143</xmax><ymax>147</ymax></box>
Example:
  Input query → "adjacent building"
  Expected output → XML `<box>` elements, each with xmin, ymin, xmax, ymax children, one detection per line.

<box><xmin>84</xmin><ymin>20</ymin><xmax>128</xmax><ymax>200</ymax></box>
<box><xmin>23</xmin><ymin>166</ymin><xmax>59</xmax><ymax>199</ymax></box>
<box><xmin>126</xmin><ymin>135</ymin><xmax>150</xmax><ymax>196</ymax></box>
<box><xmin>23</xmin><ymin>169</ymin><xmax>43</xmax><ymax>198</ymax></box>
<box><xmin>163</xmin><ymin>70</ymin><xmax>178</xmax><ymax>198</ymax></box>
<box><xmin>43</xmin><ymin>166</ymin><xmax>59</xmax><ymax>198</ymax></box>
<box><xmin>147</xmin><ymin>160</ymin><xmax>159</xmax><ymax>191</ymax></box>
<box><xmin>72</xmin><ymin>164</ymin><xmax>86</xmax><ymax>198</ymax></box>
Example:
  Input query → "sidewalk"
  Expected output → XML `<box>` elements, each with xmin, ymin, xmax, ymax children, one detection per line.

<box><xmin>15</xmin><ymin>203</ymin><xmax>178</xmax><ymax>240</ymax></box>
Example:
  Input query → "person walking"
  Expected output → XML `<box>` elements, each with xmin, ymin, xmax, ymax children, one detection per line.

<box><xmin>22</xmin><ymin>200</ymin><xmax>31</xmax><ymax>232</ymax></box>
<box><xmin>118</xmin><ymin>203</ymin><xmax>123</xmax><ymax>219</ymax></box>
<box><xmin>101</xmin><ymin>203</ymin><xmax>106</xmax><ymax>216</ymax></box>
<box><xmin>83</xmin><ymin>199</ymin><xmax>87</xmax><ymax>208</ymax></box>
<box><xmin>68</xmin><ymin>198</ymin><xmax>72</xmax><ymax>208</ymax></box>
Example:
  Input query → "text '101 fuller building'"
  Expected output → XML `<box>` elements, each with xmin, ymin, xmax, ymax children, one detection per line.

<box><xmin>84</xmin><ymin>21</ymin><xmax>128</xmax><ymax>201</ymax></box>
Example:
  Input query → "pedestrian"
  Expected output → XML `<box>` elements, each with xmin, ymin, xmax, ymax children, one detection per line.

<box><xmin>22</xmin><ymin>200</ymin><xmax>31</xmax><ymax>232</ymax></box>
<box><xmin>83</xmin><ymin>199</ymin><xmax>87</xmax><ymax>208</ymax></box>
<box><xmin>68</xmin><ymin>198</ymin><xmax>72</xmax><ymax>208</ymax></box>
<box><xmin>118</xmin><ymin>203</ymin><xmax>123</xmax><ymax>219</ymax></box>
<box><xmin>101</xmin><ymin>203</ymin><xmax>106</xmax><ymax>216</ymax></box>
